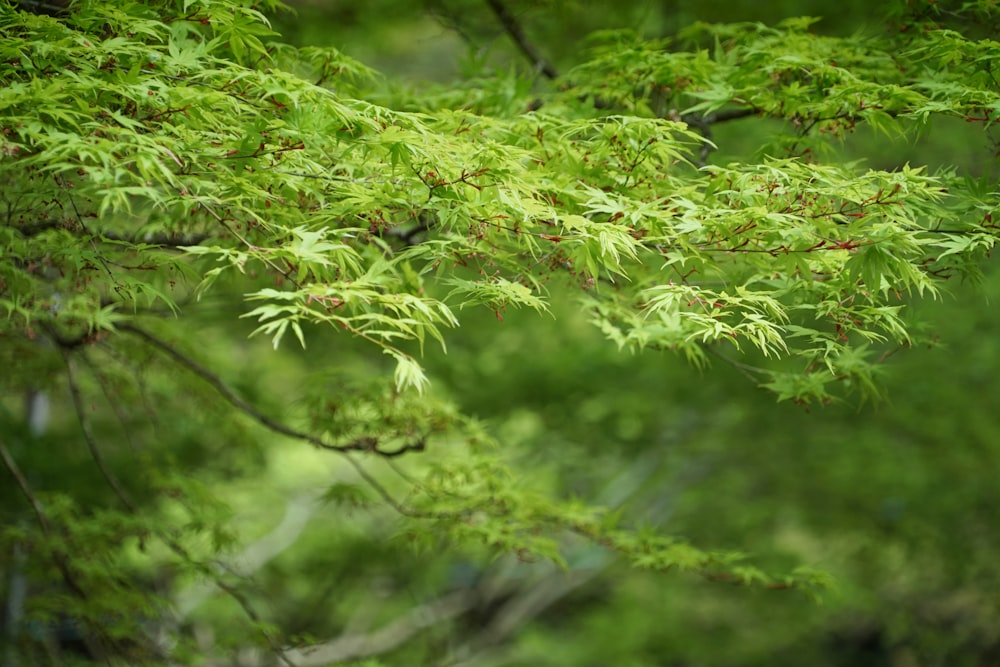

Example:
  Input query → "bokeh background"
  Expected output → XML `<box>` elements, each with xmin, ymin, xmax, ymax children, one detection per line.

<box><xmin>3</xmin><ymin>1</ymin><xmax>998</xmax><ymax>665</ymax></box>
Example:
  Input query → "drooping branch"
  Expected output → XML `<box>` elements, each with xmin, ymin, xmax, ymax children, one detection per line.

<box><xmin>698</xmin><ymin>343</ymin><xmax>770</xmax><ymax>384</ymax></box>
<box><xmin>117</xmin><ymin>324</ymin><xmax>425</xmax><ymax>459</ymax></box>
<box><xmin>117</xmin><ymin>323</ymin><xmax>439</xmax><ymax>518</ymax></box>
<box><xmin>119</xmin><ymin>323</ymin><xmax>324</xmax><ymax>444</ymax></box>
<box><xmin>484</xmin><ymin>0</ymin><xmax>559</xmax><ymax>80</ymax></box>
<box><xmin>697</xmin><ymin>108</ymin><xmax>760</xmax><ymax>124</ymax></box>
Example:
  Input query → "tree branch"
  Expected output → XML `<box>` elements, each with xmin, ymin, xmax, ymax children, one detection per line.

<box><xmin>699</xmin><ymin>343</ymin><xmax>770</xmax><ymax>384</ymax></box>
<box><xmin>61</xmin><ymin>348</ymin><xmax>138</xmax><ymax>512</ymax></box>
<box><xmin>118</xmin><ymin>323</ymin><xmax>441</xmax><ymax>518</ymax></box>
<box><xmin>694</xmin><ymin>108</ymin><xmax>760</xmax><ymax>124</ymax></box>
<box><xmin>484</xmin><ymin>0</ymin><xmax>558</xmax><ymax>80</ymax></box>
<box><xmin>681</xmin><ymin>107</ymin><xmax>759</xmax><ymax>166</ymax></box>
<box><xmin>119</xmin><ymin>323</ymin><xmax>335</xmax><ymax>448</ymax></box>
<box><xmin>98</xmin><ymin>230</ymin><xmax>213</xmax><ymax>247</ymax></box>
<box><xmin>0</xmin><ymin>437</ymin><xmax>52</xmax><ymax>537</ymax></box>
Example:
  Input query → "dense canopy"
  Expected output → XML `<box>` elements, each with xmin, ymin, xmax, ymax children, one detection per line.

<box><xmin>2</xmin><ymin>0</ymin><xmax>999</xmax><ymax>665</ymax></box>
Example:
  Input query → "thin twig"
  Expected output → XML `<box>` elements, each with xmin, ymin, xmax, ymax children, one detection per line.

<box><xmin>119</xmin><ymin>323</ymin><xmax>321</xmax><ymax>444</ymax></box>
<box><xmin>0</xmin><ymin>437</ymin><xmax>51</xmax><ymax>536</ymax></box>
<box><xmin>699</xmin><ymin>343</ymin><xmax>770</xmax><ymax>383</ymax></box>
<box><xmin>61</xmin><ymin>348</ymin><xmax>137</xmax><ymax>511</ymax></box>
<box><xmin>214</xmin><ymin>579</ymin><xmax>296</xmax><ymax>667</ymax></box>
<box><xmin>78</xmin><ymin>351</ymin><xmax>142</xmax><ymax>453</ymax></box>
<box><xmin>118</xmin><ymin>323</ymin><xmax>444</xmax><ymax>518</ymax></box>
<box><xmin>339</xmin><ymin>453</ymin><xmax>427</xmax><ymax>518</ymax></box>
<box><xmin>68</xmin><ymin>192</ymin><xmax>118</xmax><ymax>284</ymax></box>
<box><xmin>196</xmin><ymin>199</ymin><xmax>298</xmax><ymax>286</ymax></box>
<box><xmin>484</xmin><ymin>0</ymin><xmax>558</xmax><ymax>80</ymax></box>
<box><xmin>163</xmin><ymin>541</ymin><xmax>296</xmax><ymax>667</ymax></box>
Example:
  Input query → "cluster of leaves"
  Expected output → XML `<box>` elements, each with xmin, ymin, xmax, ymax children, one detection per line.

<box><xmin>1</xmin><ymin>0</ymin><xmax>999</xmax><ymax>664</ymax></box>
<box><xmin>3</xmin><ymin>0</ymin><xmax>997</xmax><ymax>403</ymax></box>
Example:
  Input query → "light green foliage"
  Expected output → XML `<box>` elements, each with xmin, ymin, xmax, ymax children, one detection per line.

<box><xmin>2</xmin><ymin>0</ymin><xmax>996</xmax><ymax>402</ymax></box>
<box><xmin>1</xmin><ymin>0</ymin><xmax>998</xmax><ymax>664</ymax></box>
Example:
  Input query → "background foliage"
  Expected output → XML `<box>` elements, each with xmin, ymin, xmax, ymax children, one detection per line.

<box><xmin>2</xmin><ymin>0</ymin><xmax>999</xmax><ymax>665</ymax></box>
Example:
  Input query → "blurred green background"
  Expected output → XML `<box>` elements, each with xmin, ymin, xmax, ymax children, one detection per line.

<box><xmin>4</xmin><ymin>1</ymin><xmax>999</xmax><ymax>665</ymax></box>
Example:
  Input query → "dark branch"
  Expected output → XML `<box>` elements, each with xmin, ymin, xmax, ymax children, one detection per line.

<box><xmin>378</xmin><ymin>437</ymin><xmax>426</xmax><ymax>458</ymax></box>
<box><xmin>6</xmin><ymin>219</ymin><xmax>62</xmax><ymax>237</ymax></box>
<box><xmin>692</xmin><ymin>108</ymin><xmax>760</xmax><ymax>124</ymax></box>
<box><xmin>484</xmin><ymin>0</ymin><xmax>559</xmax><ymax>80</ymax></box>
<box><xmin>9</xmin><ymin>218</ymin><xmax>211</xmax><ymax>248</ymax></box>
<box><xmin>14</xmin><ymin>0</ymin><xmax>70</xmax><ymax>16</ymax></box>
<box><xmin>61</xmin><ymin>348</ymin><xmax>138</xmax><ymax>512</ymax></box>
<box><xmin>0</xmin><ymin>436</ymin><xmax>52</xmax><ymax>536</ymax></box>
<box><xmin>119</xmin><ymin>324</ymin><xmax>333</xmax><ymax>446</ymax></box>
<box><xmin>380</xmin><ymin>216</ymin><xmax>432</xmax><ymax>247</ymax></box>
<box><xmin>99</xmin><ymin>230</ymin><xmax>213</xmax><ymax>247</ymax></box>
<box><xmin>680</xmin><ymin>107</ymin><xmax>760</xmax><ymax>166</ymax></box>
<box><xmin>118</xmin><ymin>323</ymin><xmax>441</xmax><ymax>518</ymax></box>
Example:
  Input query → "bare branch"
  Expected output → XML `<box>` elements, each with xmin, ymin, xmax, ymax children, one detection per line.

<box><xmin>696</xmin><ymin>108</ymin><xmax>760</xmax><ymax>124</ymax></box>
<box><xmin>484</xmin><ymin>0</ymin><xmax>558</xmax><ymax>80</ymax></box>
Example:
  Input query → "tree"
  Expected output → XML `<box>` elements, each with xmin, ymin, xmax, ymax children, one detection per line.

<box><xmin>1</xmin><ymin>0</ymin><xmax>998</xmax><ymax>664</ymax></box>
